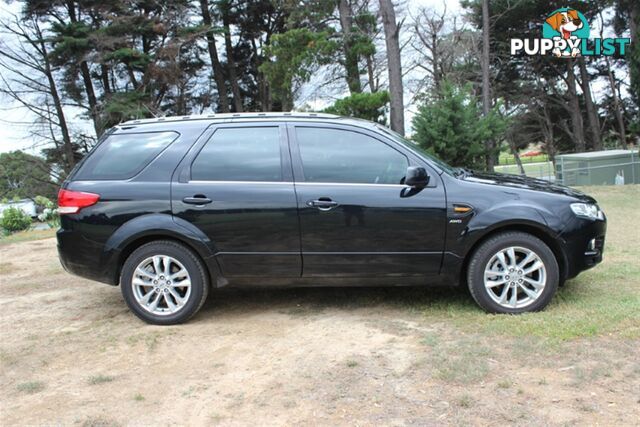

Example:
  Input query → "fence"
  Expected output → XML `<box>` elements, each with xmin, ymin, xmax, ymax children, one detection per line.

<box><xmin>494</xmin><ymin>150</ymin><xmax>640</xmax><ymax>186</ymax></box>
<box><xmin>494</xmin><ymin>161</ymin><xmax>556</xmax><ymax>181</ymax></box>
<box><xmin>556</xmin><ymin>158</ymin><xmax>639</xmax><ymax>186</ymax></box>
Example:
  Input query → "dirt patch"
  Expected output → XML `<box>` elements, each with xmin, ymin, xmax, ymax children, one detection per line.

<box><xmin>1</xmin><ymin>238</ymin><xmax>639</xmax><ymax>425</ymax></box>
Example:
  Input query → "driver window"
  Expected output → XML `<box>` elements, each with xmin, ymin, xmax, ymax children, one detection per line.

<box><xmin>296</xmin><ymin>127</ymin><xmax>408</xmax><ymax>184</ymax></box>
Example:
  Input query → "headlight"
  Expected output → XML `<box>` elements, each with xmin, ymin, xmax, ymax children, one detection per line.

<box><xmin>570</xmin><ymin>203</ymin><xmax>604</xmax><ymax>220</ymax></box>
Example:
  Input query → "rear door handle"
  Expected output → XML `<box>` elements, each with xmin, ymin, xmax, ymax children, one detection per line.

<box><xmin>307</xmin><ymin>198</ymin><xmax>338</xmax><ymax>211</ymax></box>
<box><xmin>183</xmin><ymin>195</ymin><xmax>212</xmax><ymax>205</ymax></box>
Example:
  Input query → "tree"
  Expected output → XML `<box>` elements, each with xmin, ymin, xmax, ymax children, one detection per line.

<box><xmin>578</xmin><ymin>57</ymin><xmax>602</xmax><ymax>151</ymax></box>
<box><xmin>0</xmin><ymin>14</ymin><xmax>76</xmax><ymax>174</ymax></box>
<box><xmin>217</xmin><ymin>0</ymin><xmax>244</xmax><ymax>111</ymax></box>
<box><xmin>378</xmin><ymin>0</ymin><xmax>404</xmax><ymax>135</ymax></box>
<box><xmin>0</xmin><ymin>151</ymin><xmax>57</xmax><ymax>200</ymax></box>
<box><xmin>412</xmin><ymin>82</ymin><xmax>508</xmax><ymax>170</ymax></box>
<box><xmin>480</xmin><ymin>0</ymin><xmax>494</xmax><ymax>171</ymax></box>
<box><xmin>199</xmin><ymin>0</ymin><xmax>231</xmax><ymax>112</ymax></box>
<box><xmin>323</xmin><ymin>91</ymin><xmax>389</xmax><ymax>122</ymax></box>
<box><xmin>337</xmin><ymin>0</ymin><xmax>362</xmax><ymax>93</ymax></box>
<box><xmin>411</xmin><ymin>6</ymin><xmax>476</xmax><ymax>97</ymax></box>
<box><xmin>261</xmin><ymin>28</ymin><xmax>338</xmax><ymax>110</ymax></box>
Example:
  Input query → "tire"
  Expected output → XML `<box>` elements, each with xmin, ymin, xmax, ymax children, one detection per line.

<box><xmin>467</xmin><ymin>232</ymin><xmax>559</xmax><ymax>314</ymax></box>
<box><xmin>120</xmin><ymin>240</ymin><xmax>209</xmax><ymax>325</ymax></box>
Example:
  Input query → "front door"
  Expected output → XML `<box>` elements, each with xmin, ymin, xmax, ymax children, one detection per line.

<box><xmin>289</xmin><ymin>124</ymin><xmax>447</xmax><ymax>277</ymax></box>
<box><xmin>172</xmin><ymin>123</ymin><xmax>301</xmax><ymax>277</ymax></box>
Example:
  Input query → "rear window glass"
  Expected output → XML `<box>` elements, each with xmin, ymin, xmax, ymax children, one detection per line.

<box><xmin>75</xmin><ymin>131</ymin><xmax>178</xmax><ymax>180</ymax></box>
<box><xmin>191</xmin><ymin>127</ymin><xmax>282</xmax><ymax>182</ymax></box>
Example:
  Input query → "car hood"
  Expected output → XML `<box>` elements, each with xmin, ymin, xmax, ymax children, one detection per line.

<box><xmin>461</xmin><ymin>171</ymin><xmax>596</xmax><ymax>203</ymax></box>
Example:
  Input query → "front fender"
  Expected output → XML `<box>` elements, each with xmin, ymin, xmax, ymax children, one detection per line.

<box><xmin>464</xmin><ymin>202</ymin><xmax>560</xmax><ymax>248</ymax></box>
<box><xmin>467</xmin><ymin>204</ymin><xmax>552</xmax><ymax>239</ymax></box>
<box><xmin>443</xmin><ymin>202</ymin><xmax>561</xmax><ymax>274</ymax></box>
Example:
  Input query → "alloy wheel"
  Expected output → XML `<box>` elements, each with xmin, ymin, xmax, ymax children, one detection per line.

<box><xmin>483</xmin><ymin>246</ymin><xmax>547</xmax><ymax>309</ymax></box>
<box><xmin>131</xmin><ymin>255</ymin><xmax>192</xmax><ymax>316</ymax></box>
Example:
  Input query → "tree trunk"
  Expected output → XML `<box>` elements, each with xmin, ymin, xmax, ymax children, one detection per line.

<box><xmin>100</xmin><ymin>64</ymin><xmax>111</xmax><ymax>94</ymax></box>
<box><xmin>366</xmin><ymin>54</ymin><xmax>376</xmax><ymax>92</ymax></box>
<box><xmin>541</xmin><ymin>104</ymin><xmax>557</xmax><ymax>166</ymax></box>
<box><xmin>249</xmin><ymin>37</ymin><xmax>269</xmax><ymax>111</ymax></box>
<box><xmin>577</xmin><ymin>57</ymin><xmax>602</xmax><ymax>151</ymax></box>
<box><xmin>199</xmin><ymin>0</ymin><xmax>230</xmax><ymax>113</ymax></box>
<box><xmin>337</xmin><ymin>0</ymin><xmax>362</xmax><ymax>94</ymax></box>
<box><xmin>630</xmin><ymin>2</ymin><xmax>638</xmax><ymax>43</ymax></box>
<box><xmin>65</xmin><ymin>1</ymin><xmax>101</xmax><ymax>136</ymax></box>
<box><xmin>481</xmin><ymin>0</ymin><xmax>494</xmax><ymax>171</ymax></box>
<box><xmin>605</xmin><ymin>56</ymin><xmax>627</xmax><ymax>148</ymax></box>
<box><xmin>221</xmin><ymin>3</ymin><xmax>243</xmax><ymax>112</ymax></box>
<box><xmin>39</xmin><ymin>33</ymin><xmax>74</xmax><ymax>172</ymax></box>
<box><xmin>379</xmin><ymin>0</ymin><xmax>405</xmax><ymax>135</ymax></box>
<box><xmin>566</xmin><ymin>60</ymin><xmax>586</xmax><ymax>152</ymax></box>
<box><xmin>431</xmin><ymin>32</ymin><xmax>441</xmax><ymax>94</ymax></box>
<box><xmin>629</xmin><ymin>2</ymin><xmax>639</xmax><ymax>107</ymax></box>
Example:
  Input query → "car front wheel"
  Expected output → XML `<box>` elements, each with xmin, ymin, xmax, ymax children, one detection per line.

<box><xmin>467</xmin><ymin>232</ymin><xmax>559</xmax><ymax>313</ymax></box>
<box><xmin>120</xmin><ymin>240</ymin><xmax>209</xmax><ymax>325</ymax></box>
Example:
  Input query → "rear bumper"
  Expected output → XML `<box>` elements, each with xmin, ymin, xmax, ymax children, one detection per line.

<box><xmin>559</xmin><ymin>216</ymin><xmax>606</xmax><ymax>280</ymax></box>
<box><xmin>57</xmin><ymin>228</ymin><xmax>118</xmax><ymax>285</ymax></box>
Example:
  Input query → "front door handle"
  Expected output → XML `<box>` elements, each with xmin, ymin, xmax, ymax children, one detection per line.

<box><xmin>183</xmin><ymin>195</ymin><xmax>212</xmax><ymax>205</ymax></box>
<box><xmin>307</xmin><ymin>198</ymin><xmax>338</xmax><ymax>211</ymax></box>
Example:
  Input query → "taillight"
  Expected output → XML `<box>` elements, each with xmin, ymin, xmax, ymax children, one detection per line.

<box><xmin>57</xmin><ymin>189</ymin><xmax>100</xmax><ymax>214</ymax></box>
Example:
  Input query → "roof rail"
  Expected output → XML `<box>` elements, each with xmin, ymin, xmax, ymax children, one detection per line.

<box><xmin>121</xmin><ymin>111</ymin><xmax>340</xmax><ymax>125</ymax></box>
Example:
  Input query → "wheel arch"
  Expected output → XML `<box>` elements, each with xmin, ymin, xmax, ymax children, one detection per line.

<box><xmin>460</xmin><ymin>223</ymin><xmax>568</xmax><ymax>288</ymax></box>
<box><xmin>101</xmin><ymin>213</ymin><xmax>220</xmax><ymax>286</ymax></box>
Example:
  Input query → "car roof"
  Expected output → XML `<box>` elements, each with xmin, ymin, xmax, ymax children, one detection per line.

<box><xmin>119</xmin><ymin>112</ymin><xmax>376</xmax><ymax>129</ymax></box>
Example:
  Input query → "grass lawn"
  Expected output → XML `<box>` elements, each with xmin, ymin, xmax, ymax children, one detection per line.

<box><xmin>414</xmin><ymin>184</ymin><xmax>640</xmax><ymax>342</ymax></box>
<box><xmin>0</xmin><ymin>185</ymin><xmax>638</xmax><ymax>425</ymax></box>
<box><xmin>0</xmin><ymin>227</ymin><xmax>56</xmax><ymax>245</ymax></box>
<box><xmin>494</xmin><ymin>161</ymin><xmax>555</xmax><ymax>178</ymax></box>
<box><xmin>499</xmin><ymin>152</ymin><xmax>549</xmax><ymax>165</ymax></box>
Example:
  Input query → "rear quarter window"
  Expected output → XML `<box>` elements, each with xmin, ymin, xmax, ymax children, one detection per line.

<box><xmin>74</xmin><ymin>131</ymin><xmax>178</xmax><ymax>180</ymax></box>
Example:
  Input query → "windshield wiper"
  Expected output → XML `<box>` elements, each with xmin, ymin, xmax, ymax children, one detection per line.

<box><xmin>454</xmin><ymin>167</ymin><xmax>471</xmax><ymax>178</ymax></box>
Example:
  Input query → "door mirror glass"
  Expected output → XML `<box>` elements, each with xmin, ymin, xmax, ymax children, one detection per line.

<box><xmin>405</xmin><ymin>166</ymin><xmax>429</xmax><ymax>188</ymax></box>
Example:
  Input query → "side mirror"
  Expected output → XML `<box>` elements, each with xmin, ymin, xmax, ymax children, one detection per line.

<box><xmin>405</xmin><ymin>166</ymin><xmax>429</xmax><ymax>188</ymax></box>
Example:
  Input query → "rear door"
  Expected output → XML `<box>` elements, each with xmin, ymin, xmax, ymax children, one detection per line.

<box><xmin>289</xmin><ymin>123</ymin><xmax>447</xmax><ymax>277</ymax></box>
<box><xmin>171</xmin><ymin>122</ymin><xmax>301</xmax><ymax>277</ymax></box>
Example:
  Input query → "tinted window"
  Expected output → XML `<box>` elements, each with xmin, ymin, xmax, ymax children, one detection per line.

<box><xmin>75</xmin><ymin>131</ymin><xmax>177</xmax><ymax>180</ymax></box>
<box><xmin>191</xmin><ymin>127</ymin><xmax>282</xmax><ymax>181</ymax></box>
<box><xmin>296</xmin><ymin>127</ymin><xmax>408</xmax><ymax>184</ymax></box>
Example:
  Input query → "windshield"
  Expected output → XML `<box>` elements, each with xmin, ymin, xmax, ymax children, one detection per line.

<box><xmin>375</xmin><ymin>125</ymin><xmax>456</xmax><ymax>175</ymax></box>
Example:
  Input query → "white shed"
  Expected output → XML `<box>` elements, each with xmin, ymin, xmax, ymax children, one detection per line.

<box><xmin>0</xmin><ymin>199</ymin><xmax>37</xmax><ymax>218</ymax></box>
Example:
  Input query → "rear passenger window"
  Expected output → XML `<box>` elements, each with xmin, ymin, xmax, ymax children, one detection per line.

<box><xmin>296</xmin><ymin>127</ymin><xmax>408</xmax><ymax>184</ymax></box>
<box><xmin>191</xmin><ymin>127</ymin><xmax>282</xmax><ymax>182</ymax></box>
<box><xmin>75</xmin><ymin>131</ymin><xmax>178</xmax><ymax>180</ymax></box>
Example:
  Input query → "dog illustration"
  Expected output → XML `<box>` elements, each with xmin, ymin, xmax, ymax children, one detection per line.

<box><xmin>545</xmin><ymin>9</ymin><xmax>583</xmax><ymax>57</ymax></box>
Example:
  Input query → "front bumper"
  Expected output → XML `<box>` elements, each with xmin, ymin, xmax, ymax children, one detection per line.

<box><xmin>559</xmin><ymin>216</ymin><xmax>606</xmax><ymax>280</ymax></box>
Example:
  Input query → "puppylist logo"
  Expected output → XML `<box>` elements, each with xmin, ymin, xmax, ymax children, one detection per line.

<box><xmin>511</xmin><ymin>7</ymin><xmax>631</xmax><ymax>58</ymax></box>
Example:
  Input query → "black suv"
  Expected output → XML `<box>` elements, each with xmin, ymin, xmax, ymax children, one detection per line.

<box><xmin>57</xmin><ymin>113</ymin><xmax>606</xmax><ymax>324</ymax></box>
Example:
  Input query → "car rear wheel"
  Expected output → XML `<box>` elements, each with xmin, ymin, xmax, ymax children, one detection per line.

<box><xmin>467</xmin><ymin>232</ymin><xmax>559</xmax><ymax>314</ymax></box>
<box><xmin>120</xmin><ymin>240</ymin><xmax>209</xmax><ymax>325</ymax></box>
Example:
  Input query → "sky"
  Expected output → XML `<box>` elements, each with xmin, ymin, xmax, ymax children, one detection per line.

<box><xmin>0</xmin><ymin>0</ymin><xmax>460</xmax><ymax>155</ymax></box>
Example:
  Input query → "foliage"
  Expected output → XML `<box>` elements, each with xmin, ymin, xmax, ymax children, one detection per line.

<box><xmin>0</xmin><ymin>0</ymin><xmax>636</xmax><ymax>181</ymax></box>
<box><xmin>0</xmin><ymin>206</ymin><xmax>32</xmax><ymax>233</ymax></box>
<box><xmin>261</xmin><ymin>29</ymin><xmax>338</xmax><ymax>109</ymax></box>
<box><xmin>34</xmin><ymin>196</ymin><xmax>60</xmax><ymax>228</ymax></box>
<box><xmin>323</xmin><ymin>91</ymin><xmax>390</xmax><ymax>123</ymax></box>
<box><xmin>0</xmin><ymin>151</ymin><xmax>57</xmax><ymax>200</ymax></box>
<box><xmin>412</xmin><ymin>82</ymin><xmax>509</xmax><ymax>169</ymax></box>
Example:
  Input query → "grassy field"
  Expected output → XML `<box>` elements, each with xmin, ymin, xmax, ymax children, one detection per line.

<box><xmin>494</xmin><ymin>161</ymin><xmax>555</xmax><ymax>178</ymax></box>
<box><xmin>405</xmin><ymin>185</ymin><xmax>639</xmax><ymax>342</ymax></box>
<box><xmin>1</xmin><ymin>185</ymin><xmax>638</xmax><ymax>425</ymax></box>
<box><xmin>0</xmin><ymin>228</ymin><xmax>55</xmax><ymax>246</ymax></box>
<box><xmin>499</xmin><ymin>152</ymin><xmax>549</xmax><ymax>165</ymax></box>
